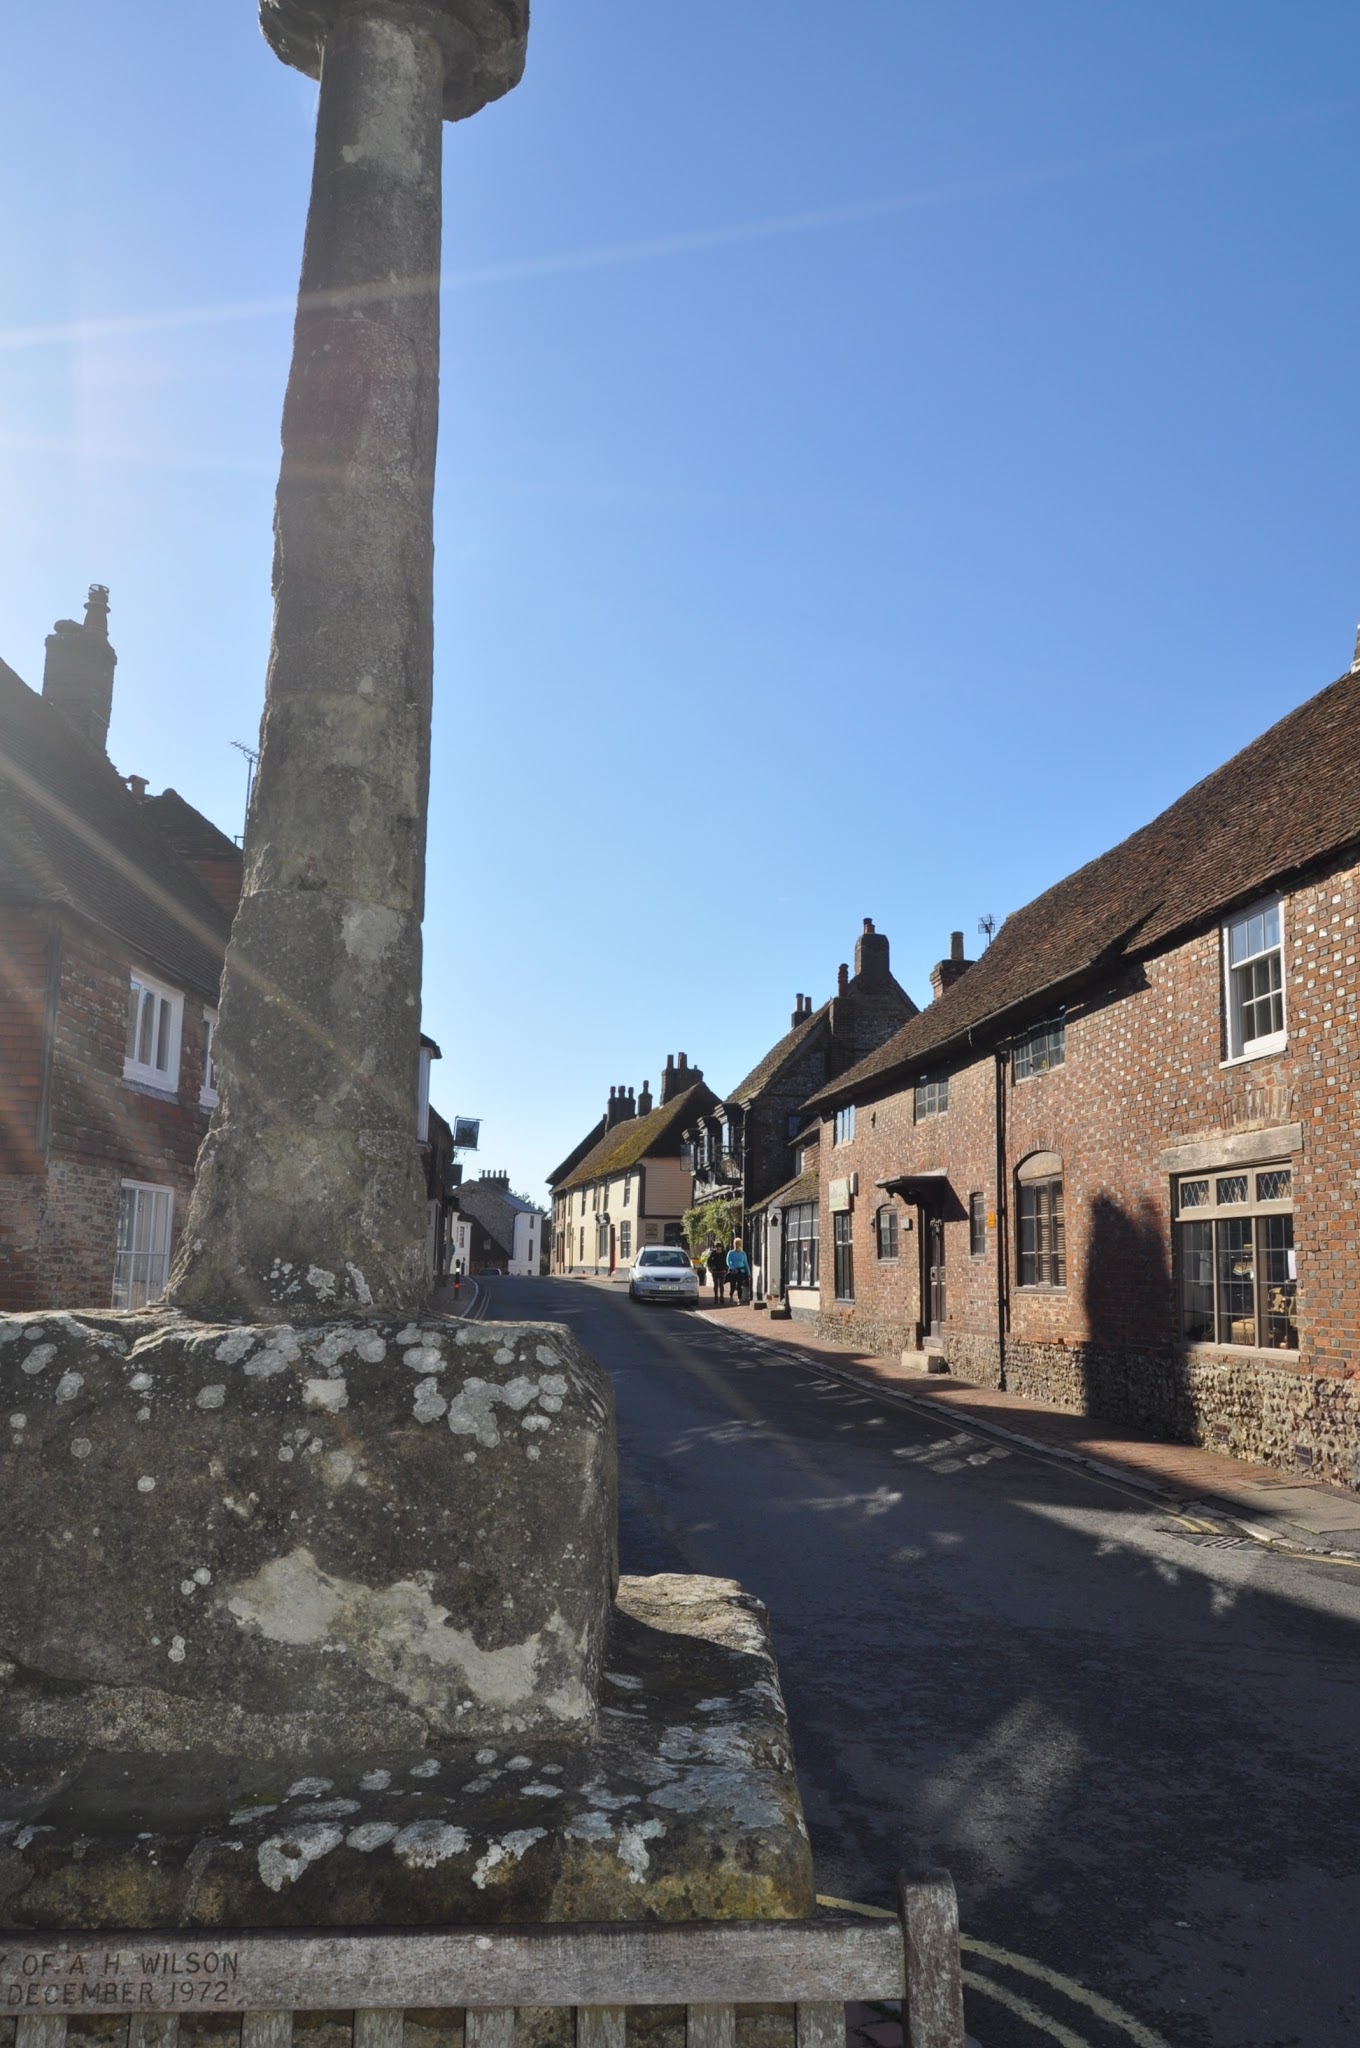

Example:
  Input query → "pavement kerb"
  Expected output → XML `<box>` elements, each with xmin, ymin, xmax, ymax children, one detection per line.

<box><xmin>690</xmin><ymin>1307</ymin><xmax>1360</xmax><ymax>1562</ymax></box>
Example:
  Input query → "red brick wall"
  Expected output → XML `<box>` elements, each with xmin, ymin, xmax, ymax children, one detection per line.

<box><xmin>814</xmin><ymin>852</ymin><xmax>1360</xmax><ymax>1487</ymax></box>
<box><xmin>0</xmin><ymin>908</ymin><xmax>50</xmax><ymax>1176</ymax></box>
<box><xmin>0</xmin><ymin>910</ymin><xmax>216</xmax><ymax>1310</ymax></box>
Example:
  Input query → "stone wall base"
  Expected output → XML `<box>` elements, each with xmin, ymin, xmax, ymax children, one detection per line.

<box><xmin>810</xmin><ymin>1311</ymin><xmax>1360</xmax><ymax>1494</ymax></box>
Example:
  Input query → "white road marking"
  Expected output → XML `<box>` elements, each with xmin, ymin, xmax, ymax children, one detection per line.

<box><xmin>817</xmin><ymin>1897</ymin><xmax>1176</xmax><ymax>2048</ymax></box>
<box><xmin>960</xmin><ymin>1968</ymin><xmax>1093</xmax><ymax>2046</ymax></box>
<box><xmin>962</xmin><ymin>1938</ymin><xmax>1175</xmax><ymax>2048</ymax></box>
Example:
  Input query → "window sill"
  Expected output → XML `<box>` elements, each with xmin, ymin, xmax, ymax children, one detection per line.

<box><xmin>122</xmin><ymin>1073</ymin><xmax>180</xmax><ymax>1102</ymax></box>
<box><xmin>875</xmin><ymin>1256</ymin><xmax>900</xmax><ymax>1266</ymax></box>
<box><xmin>1016</xmin><ymin>1284</ymin><xmax>1068</xmax><ymax>1295</ymax></box>
<box><xmin>199</xmin><ymin>1088</ymin><xmax>219</xmax><ymax>1111</ymax></box>
<box><xmin>1183</xmin><ymin>1341</ymin><xmax>1300</xmax><ymax>1363</ymax></box>
<box><xmin>1220</xmin><ymin>1034</ymin><xmax>1287</xmax><ymax>1069</ymax></box>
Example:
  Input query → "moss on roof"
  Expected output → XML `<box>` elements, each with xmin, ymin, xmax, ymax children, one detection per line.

<box><xmin>559</xmin><ymin>1082</ymin><xmax>719</xmax><ymax>1192</ymax></box>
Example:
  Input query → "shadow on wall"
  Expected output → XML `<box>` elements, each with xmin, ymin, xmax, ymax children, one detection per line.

<box><xmin>1079</xmin><ymin>1193</ymin><xmax>1190</xmax><ymax>1439</ymax></box>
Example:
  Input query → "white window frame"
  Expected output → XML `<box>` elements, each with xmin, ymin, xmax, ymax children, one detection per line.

<box><xmin>112</xmin><ymin>1180</ymin><xmax>175</xmax><ymax>1309</ymax></box>
<box><xmin>200</xmin><ymin>1007</ymin><xmax>219</xmax><ymax>1109</ymax></box>
<box><xmin>833</xmin><ymin>1104</ymin><xmax>856</xmax><ymax>1146</ymax></box>
<box><xmin>1222</xmin><ymin>896</ymin><xmax>1287</xmax><ymax>1062</ymax></box>
<box><xmin>123</xmin><ymin>970</ymin><xmax>183</xmax><ymax>1093</ymax></box>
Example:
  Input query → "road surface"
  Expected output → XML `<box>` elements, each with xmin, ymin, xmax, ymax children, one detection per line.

<box><xmin>481</xmin><ymin>1275</ymin><xmax>1360</xmax><ymax>2048</ymax></box>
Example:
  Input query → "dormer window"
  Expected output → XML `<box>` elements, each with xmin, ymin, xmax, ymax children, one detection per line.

<box><xmin>1224</xmin><ymin>898</ymin><xmax>1286</xmax><ymax>1059</ymax></box>
<box><xmin>124</xmin><ymin>971</ymin><xmax>182</xmax><ymax>1092</ymax></box>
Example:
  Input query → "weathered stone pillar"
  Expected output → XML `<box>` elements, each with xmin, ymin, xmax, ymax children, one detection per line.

<box><xmin>169</xmin><ymin>1</ymin><xmax>527</xmax><ymax>1319</ymax></box>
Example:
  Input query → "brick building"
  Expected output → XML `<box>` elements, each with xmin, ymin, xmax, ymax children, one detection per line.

<box><xmin>799</xmin><ymin>652</ymin><xmax>1360</xmax><ymax>1490</ymax></box>
<box><xmin>680</xmin><ymin>919</ymin><xmax>916</xmax><ymax>1297</ymax></box>
<box><xmin>550</xmin><ymin>1056</ymin><xmax>718</xmax><ymax>1274</ymax></box>
<box><xmin>0</xmin><ymin>589</ymin><xmax>241</xmax><ymax>1310</ymax></box>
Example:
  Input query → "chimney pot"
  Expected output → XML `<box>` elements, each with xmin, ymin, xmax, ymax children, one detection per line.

<box><xmin>125</xmin><ymin>775</ymin><xmax>148</xmax><ymax>800</ymax></box>
<box><xmin>862</xmin><ymin>917</ymin><xmax>874</xmax><ymax>934</ymax></box>
<box><xmin>837</xmin><ymin>963</ymin><xmax>849</xmax><ymax>995</ymax></box>
<box><xmin>950</xmin><ymin>930</ymin><xmax>964</xmax><ymax>962</ymax></box>
<box><xmin>43</xmin><ymin>583</ymin><xmax>117</xmax><ymax>754</ymax></box>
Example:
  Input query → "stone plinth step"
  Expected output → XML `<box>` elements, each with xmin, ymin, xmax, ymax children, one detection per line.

<box><xmin>0</xmin><ymin>1576</ymin><xmax>812</xmax><ymax>1929</ymax></box>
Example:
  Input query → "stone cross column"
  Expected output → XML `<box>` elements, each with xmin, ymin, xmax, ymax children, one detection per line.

<box><xmin>169</xmin><ymin>0</ymin><xmax>527</xmax><ymax>1320</ymax></box>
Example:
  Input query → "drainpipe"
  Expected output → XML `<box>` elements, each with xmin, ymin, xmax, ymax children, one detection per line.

<box><xmin>994</xmin><ymin>1045</ymin><xmax>1009</xmax><ymax>1392</ymax></box>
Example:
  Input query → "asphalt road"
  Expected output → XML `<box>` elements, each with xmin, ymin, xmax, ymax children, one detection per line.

<box><xmin>481</xmin><ymin>1275</ymin><xmax>1360</xmax><ymax>2048</ymax></box>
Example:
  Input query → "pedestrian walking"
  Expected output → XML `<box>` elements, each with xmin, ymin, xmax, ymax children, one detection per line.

<box><xmin>726</xmin><ymin>1237</ymin><xmax>750</xmax><ymax>1307</ymax></box>
<box><xmin>706</xmin><ymin>1243</ymin><xmax>727</xmax><ymax>1304</ymax></box>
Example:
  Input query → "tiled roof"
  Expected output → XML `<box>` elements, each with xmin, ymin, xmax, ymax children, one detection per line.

<box><xmin>804</xmin><ymin>661</ymin><xmax>1360</xmax><ymax>1114</ymax></box>
<box><xmin>558</xmin><ymin>1082</ymin><xmax>718</xmax><ymax>1192</ymax></box>
<box><xmin>748</xmin><ymin>1167</ymin><xmax>819</xmax><ymax>1215</ymax></box>
<box><xmin>725</xmin><ymin>1003</ymin><xmax>829</xmax><ymax>1107</ymax></box>
<box><xmin>453</xmin><ymin>1181</ymin><xmax>521</xmax><ymax>1257</ymax></box>
<box><xmin>0</xmin><ymin>659</ymin><xmax>232</xmax><ymax>998</ymax></box>
<box><xmin>546</xmin><ymin>1116</ymin><xmax>607</xmax><ymax>1191</ymax></box>
<box><xmin>139</xmin><ymin>789</ymin><xmax>240</xmax><ymax>866</ymax></box>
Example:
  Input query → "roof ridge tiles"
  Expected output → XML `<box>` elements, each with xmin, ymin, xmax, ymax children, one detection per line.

<box><xmin>802</xmin><ymin>660</ymin><xmax>1360</xmax><ymax>1115</ymax></box>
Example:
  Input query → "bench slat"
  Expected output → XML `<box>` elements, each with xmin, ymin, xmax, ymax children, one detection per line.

<box><xmin>16</xmin><ymin>2020</ymin><xmax>66</xmax><ymax>2048</ymax></box>
<box><xmin>466</xmin><ymin>2008</ymin><xmax>515</xmax><ymax>2048</ymax></box>
<box><xmin>795</xmin><ymin>2002</ymin><xmax>842</xmax><ymax>2048</ymax></box>
<box><xmin>576</xmin><ymin>2006</ymin><xmax>625</xmax><ymax>2048</ymax></box>
<box><xmin>129</xmin><ymin>2019</ymin><xmax>180</xmax><ymax>2048</ymax></box>
<box><xmin>686</xmin><ymin>2004</ymin><xmax>734</xmax><ymax>2048</ymax></box>
<box><xmin>0</xmin><ymin>1924</ymin><xmax>902</xmax><ymax>2011</ymax></box>
<box><xmin>242</xmin><ymin>2012</ymin><xmax>293</xmax><ymax>2048</ymax></box>
<box><xmin>355</xmin><ymin>2011</ymin><xmax>405</xmax><ymax>2048</ymax></box>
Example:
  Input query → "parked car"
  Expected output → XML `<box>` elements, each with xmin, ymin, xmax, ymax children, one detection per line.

<box><xmin>628</xmin><ymin>1245</ymin><xmax>699</xmax><ymax>1306</ymax></box>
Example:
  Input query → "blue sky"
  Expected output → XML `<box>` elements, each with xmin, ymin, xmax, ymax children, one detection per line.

<box><xmin>3</xmin><ymin>4</ymin><xmax>1358</xmax><ymax>1201</ymax></box>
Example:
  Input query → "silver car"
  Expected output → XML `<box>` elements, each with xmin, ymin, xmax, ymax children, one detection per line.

<box><xmin>628</xmin><ymin>1246</ymin><xmax>699</xmax><ymax>1305</ymax></box>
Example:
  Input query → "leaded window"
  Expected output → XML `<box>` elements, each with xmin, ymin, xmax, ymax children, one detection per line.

<box><xmin>1176</xmin><ymin>1165</ymin><xmax>1296</xmax><ymax>1349</ymax></box>
<box><xmin>1013</xmin><ymin>1016</ymin><xmax>1065</xmax><ymax>1080</ymax></box>
<box><xmin>834</xmin><ymin>1104</ymin><xmax>856</xmax><ymax>1146</ymax></box>
<box><xmin>876</xmin><ymin>1206</ymin><xmax>899</xmax><ymax>1261</ymax></box>
<box><xmin>914</xmin><ymin>1074</ymin><xmax>949</xmax><ymax>1120</ymax></box>
<box><xmin>969</xmin><ymin>1192</ymin><xmax>987</xmax><ymax>1258</ymax></box>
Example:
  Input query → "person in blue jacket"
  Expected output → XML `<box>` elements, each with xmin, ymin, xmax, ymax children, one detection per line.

<box><xmin>725</xmin><ymin>1237</ymin><xmax>751</xmax><ymax>1306</ymax></box>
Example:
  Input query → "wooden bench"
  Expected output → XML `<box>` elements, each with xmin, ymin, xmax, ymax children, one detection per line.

<box><xmin>3</xmin><ymin>1872</ymin><xmax>965</xmax><ymax>2048</ymax></box>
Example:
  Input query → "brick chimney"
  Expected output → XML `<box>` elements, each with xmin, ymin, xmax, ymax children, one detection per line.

<box><xmin>637</xmin><ymin>1078</ymin><xmax>653</xmax><ymax>1116</ymax></box>
<box><xmin>660</xmin><ymin>1052</ymin><xmax>703</xmax><ymax>1104</ymax></box>
<box><xmin>791</xmin><ymin>993</ymin><xmax>806</xmax><ymax>1027</ymax></box>
<box><xmin>853</xmin><ymin>917</ymin><xmax>891</xmax><ymax>981</ymax></box>
<box><xmin>836</xmin><ymin>963</ymin><xmax>849</xmax><ymax>996</ymax></box>
<box><xmin>43</xmin><ymin>585</ymin><xmax>117</xmax><ymax>754</ymax></box>
<box><xmin>605</xmin><ymin>1084</ymin><xmax>636</xmax><ymax>1130</ymax></box>
<box><xmin>479</xmin><ymin>1169</ymin><xmax>510</xmax><ymax>1190</ymax></box>
<box><xmin>930</xmin><ymin>930</ymin><xmax>973</xmax><ymax>1002</ymax></box>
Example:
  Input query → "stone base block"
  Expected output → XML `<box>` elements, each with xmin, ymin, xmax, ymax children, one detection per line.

<box><xmin>0</xmin><ymin>1576</ymin><xmax>812</xmax><ymax>1929</ymax></box>
<box><xmin>0</xmin><ymin>1310</ymin><xmax>617</xmax><ymax>1749</ymax></box>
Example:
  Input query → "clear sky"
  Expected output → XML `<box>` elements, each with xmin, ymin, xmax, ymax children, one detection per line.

<box><xmin>3</xmin><ymin>4</ymin><xmax>1358</xmax><ymax>1202</ymax></box>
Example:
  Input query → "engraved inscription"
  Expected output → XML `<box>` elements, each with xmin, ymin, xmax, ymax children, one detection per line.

<box><xmin>0</xmin><ymin>1950</ymin><xmax>242</xmax><ymax>2010</ymax></box>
